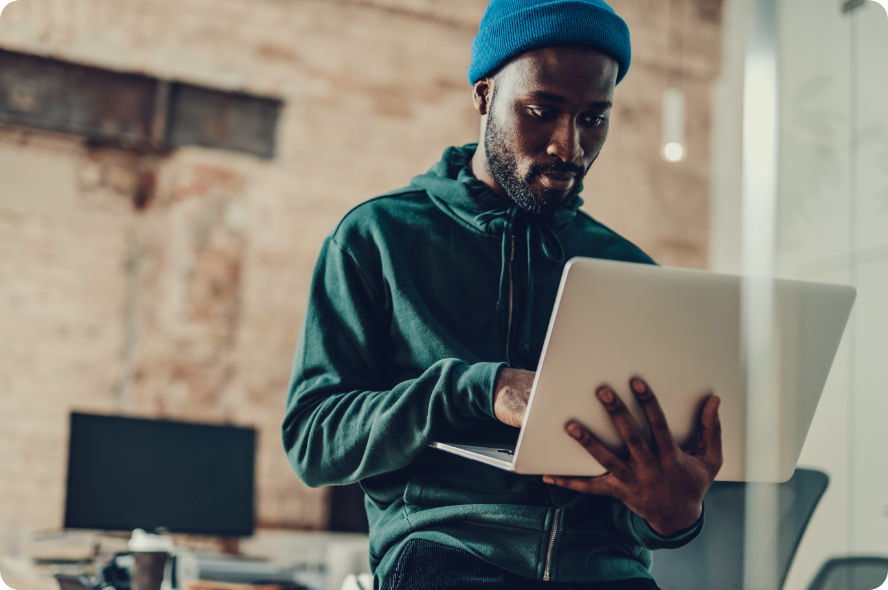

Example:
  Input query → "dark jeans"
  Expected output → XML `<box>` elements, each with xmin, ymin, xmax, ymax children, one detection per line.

<box><xmin>382</xmin><ymin>539</ymin><xmax>663</xmax><ymax>590</ymax></box>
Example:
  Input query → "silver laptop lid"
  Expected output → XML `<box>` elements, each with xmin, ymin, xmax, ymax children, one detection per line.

<box><xmin>512</xmin><ymin>258</ymin><xmax>855</xmax><ymax>482</ymax></box>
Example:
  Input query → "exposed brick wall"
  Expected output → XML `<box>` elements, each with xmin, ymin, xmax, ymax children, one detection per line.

<box><xmin>0</xmin><ymin>0</ymin><xmax>722</xmax><ymax>533</ymax></box>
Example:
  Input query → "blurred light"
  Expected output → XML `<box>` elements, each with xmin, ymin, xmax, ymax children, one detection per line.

<box><xmin>661</xmin><ymin>88</ymin><xmax>686</xmax><ymax>163</ymax></box>
<box><xmin>662</xmin><ymin>142</ymin><xmax>686</xmax><ymax>162</ymax></box>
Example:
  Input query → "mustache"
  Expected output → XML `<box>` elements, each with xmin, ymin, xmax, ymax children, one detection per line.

<box><xmin>527</xmin><ymin>161</ymin><xmax>586</xmax><ymax>178</ymax></box>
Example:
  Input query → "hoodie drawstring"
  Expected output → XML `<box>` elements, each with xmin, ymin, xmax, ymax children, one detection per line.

<box><xmin>518</xmin><ymin>217</ymin><xmax>565</xmax><ymax>354</ymax></box>
<box><xmin>492</xmin><ymin>207</ymin><xmax>567</xmax><ymax>358</ymax></box>
<box><xmin>495</xmin><ymin>223</ymin><xmax>511</xmax><ymax>313</ymax></box>
<box><xmin>491</xmin><ymin>207</ymin><xmax>518</xmax><ymax>313</ymax></box>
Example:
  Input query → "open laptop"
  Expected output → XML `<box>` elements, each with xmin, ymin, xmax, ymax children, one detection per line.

<box><xmin>431</xmin><ymin>257</ymin><xmax>856</xmax><ymax>482</ymax></box>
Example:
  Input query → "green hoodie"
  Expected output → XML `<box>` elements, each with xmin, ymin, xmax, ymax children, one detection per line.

<box><xmin>283</xmin><ymin>144</ymin><xmax>701</xmax><ymax>586</ymax></box>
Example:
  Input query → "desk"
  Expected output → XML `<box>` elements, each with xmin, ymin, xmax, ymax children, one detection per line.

<box><xmin>239</xmin><ymin>531</ymin><xmax>369</xmax><ymax>590</ymax></box>
<box><xmin>0</xmin><ymin>531</ymin><xmax>369</xmax><ymax>590</ymax></box>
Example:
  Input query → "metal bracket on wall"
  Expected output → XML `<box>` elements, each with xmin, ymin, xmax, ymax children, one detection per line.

<box><xmin>0</xmin><ymin>49</ymin><xmax>282</xmax><ymax>159</ymax></box>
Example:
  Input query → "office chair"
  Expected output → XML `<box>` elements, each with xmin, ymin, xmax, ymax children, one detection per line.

<box><xmin>650</xmin><ymin>468</ymin><xmax>829</xmax><ymax>590</ymax></box>
<box><xmin>807</xmin><ymin>556</ymin><xmax>888</xmax><ymax>590</ymax></box>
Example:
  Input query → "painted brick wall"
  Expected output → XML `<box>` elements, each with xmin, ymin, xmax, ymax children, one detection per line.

<box><xmin>0</xmin><ymin>0</ymin><xmax>722</xmax><ymax>533</ymax></box>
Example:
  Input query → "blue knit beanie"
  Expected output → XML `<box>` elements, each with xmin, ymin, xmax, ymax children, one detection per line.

<box><xmin>468</xmin><ymin>0</ymin><xmax>631</xmax><ymax>86</ymax></box>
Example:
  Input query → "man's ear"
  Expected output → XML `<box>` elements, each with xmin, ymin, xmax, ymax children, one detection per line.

<box><xmin>472</xmin><ymin>78</ymin><xmax>493</xmax><ymax>115</ymax></box>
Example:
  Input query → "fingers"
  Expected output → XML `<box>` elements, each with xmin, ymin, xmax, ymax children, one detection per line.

<box><xmin>543</xmin><ymin>473</ymin><xmax>620</xmax><ymax>497</ymax></box>
<box><xmin>629</xmin><ymin>377</ymin><xmax>676</xmax><ymax>456</ymax></box>
<box><xmin>595</xmin><ymin>384</ymin><xmax>656</xmax><ymax>467</ymax></box>
<box><xmin>564</xmin><ymin>421</ymin><xmax>630</xmax><ymax>480</ymax></box>
<box><xmin>695</xmin><ymin>394</ymin><xmax>723</xmax><ymax>475</ymax></box>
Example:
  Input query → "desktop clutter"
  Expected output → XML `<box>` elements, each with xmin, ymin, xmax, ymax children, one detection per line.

<box><xmin>46</xmin><ymin>529</ymin><xmax>325</xmax><ymax>590</ymax></box>
<box><xmin>1</xmin><ymin>528</ymin><xmax>369</xmax><ymax>590</ymax></box>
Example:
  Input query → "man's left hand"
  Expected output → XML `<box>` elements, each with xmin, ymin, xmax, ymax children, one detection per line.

<box><xmin>542</xmin><ymin>377</ymin><xmax>723</xmax><ymax>537</ymax></box>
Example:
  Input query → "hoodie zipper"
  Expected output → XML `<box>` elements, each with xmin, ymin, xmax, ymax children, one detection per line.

<box><xmin>505</xmin><ymin>232</ymin><xmax>517</xmax><ymax>365</ymax></box>
<box><xmin>542</xmin><ymin>507</ymin><xmax>562</xmax><ymax>581</ymax></box>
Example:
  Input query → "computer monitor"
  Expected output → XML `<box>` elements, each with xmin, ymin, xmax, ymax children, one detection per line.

<box><xmin>64</xmin><ymin>412</ymin><xmax>256</xmax><ymax>537</ymax></box>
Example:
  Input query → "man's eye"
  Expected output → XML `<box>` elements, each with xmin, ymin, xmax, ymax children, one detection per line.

<box><xmin>581</xmin><ymin>113</ymin><xmax>607</xmax><ymax>126</ymax></box>
<box><xmin>526</xmin><ymin>106</ymin><xmax>553</xmax><ymax>119</ymax></box>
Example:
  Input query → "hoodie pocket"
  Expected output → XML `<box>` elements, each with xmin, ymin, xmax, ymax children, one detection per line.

<box><xmin>403</xmin><ymin>456</ymin><xmax>539</xmax><ymax>508</ymax></box>
<box><xmin>401</xmin><ymin>459</ymin><xmax>550</xmax><ymax>533</ymax></box>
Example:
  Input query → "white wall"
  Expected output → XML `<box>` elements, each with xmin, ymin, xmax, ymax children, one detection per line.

<box><xmin>711</xmin><ymin>1</ymin><xmax>888</xmax><ymax>588</ymax></box>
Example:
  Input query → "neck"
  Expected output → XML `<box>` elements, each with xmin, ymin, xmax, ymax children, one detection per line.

<box><xmin>469</xmin><ymin>139</ymin><xmax>507</xmax><ymax>198</ymax></box>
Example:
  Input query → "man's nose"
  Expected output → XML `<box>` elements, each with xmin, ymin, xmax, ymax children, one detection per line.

<box><xmin>546</xmin><ymin>118</ymin><xmax>584</xmax><ymax>164</ymax></box>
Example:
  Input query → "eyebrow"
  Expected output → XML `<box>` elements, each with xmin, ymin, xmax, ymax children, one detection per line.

<box><xmin>524</xmin><ymin>91</ymin><xmax>613</xmax><ymax>109</ymax></box>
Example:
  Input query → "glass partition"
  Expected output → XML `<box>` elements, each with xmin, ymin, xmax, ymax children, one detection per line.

<box><xmin>712</xmin><ymin>0</ymin><xmax>888</xmax><ymax>587</ymax></box>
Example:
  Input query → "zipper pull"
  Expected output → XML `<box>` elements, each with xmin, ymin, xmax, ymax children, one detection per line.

<box><xmin>510</xmin><ymin>233</ymin><xmax>517</xmax><ymax>263</ymax></box>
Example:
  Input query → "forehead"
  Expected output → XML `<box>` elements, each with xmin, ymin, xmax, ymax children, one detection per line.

<box><xmin>496</xmin><ymin>45</ymin><xmax>618</xmax><ymax>102</ymax></box>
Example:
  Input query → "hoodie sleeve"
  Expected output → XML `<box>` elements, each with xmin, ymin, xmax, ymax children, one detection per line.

<box><xmin>611</xmin><ymin>501</ymin><xmax>704</xmax><ymax>549</ymax></box>
<box><xmin>282</xmin><ymin>236</ymin><xmax>505</xmax><ymax>487</ymax></box>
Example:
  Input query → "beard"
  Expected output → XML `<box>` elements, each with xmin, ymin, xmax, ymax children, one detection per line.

<box><xmin>484</xmin><ymin>99</ymin><xmax>589</xmax><ymax>216</ymax></box>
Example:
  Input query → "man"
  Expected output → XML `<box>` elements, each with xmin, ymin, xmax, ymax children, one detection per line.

<box><xmin>282</xmin><ymin>0</ymin><xmax>722</xmax><ymax>588</ymax></box>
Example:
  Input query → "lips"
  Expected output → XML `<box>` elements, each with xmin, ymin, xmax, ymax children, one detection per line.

<box><xmin>538</xmin><ymin>171</ymin><xmax>576</xmax><ymax>191</ymax></box>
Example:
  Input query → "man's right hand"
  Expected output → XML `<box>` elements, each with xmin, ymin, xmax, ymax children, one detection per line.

<box><xmin>493</xmin><ymin>367</ymin><xmax>535</xmax><ymax>427</ymax></box>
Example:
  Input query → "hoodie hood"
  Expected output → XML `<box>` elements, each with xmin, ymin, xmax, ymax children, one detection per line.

<box><xmin>409</xmin><ymin>143</ymin><xmax>583</xmax><ymax>238</ymax></box>
<box><xmin>410</xmin><ymin>143</ymin><xmax>584</xmax><ymax>358</ymax></box>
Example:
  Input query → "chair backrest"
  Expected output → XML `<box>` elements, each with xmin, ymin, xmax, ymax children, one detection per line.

<box><xmin>650</xmin><ymin>468</ymin><xmax>829</xmax><ymax>590</ymax></box>
<box><xmin>807</xmin><ymin>556</ymin><xmax>888</xmax><ymax>590</ymax></box>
